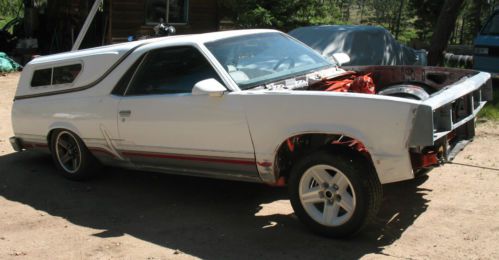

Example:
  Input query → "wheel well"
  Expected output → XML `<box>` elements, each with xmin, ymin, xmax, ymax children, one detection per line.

<box><xmin>46</xmin><ymin>128</ymin><xmax>71</xmax><ymax>151</ymax></box>
<box><xmin>46</xmin><ymin>129</ymin><xmax>58</xmax><ymax>151</ymax></box>
<box><xmin>274</xmin><ymin>134</ymin><xmax>376</xmax><ymax>181</ymax></box>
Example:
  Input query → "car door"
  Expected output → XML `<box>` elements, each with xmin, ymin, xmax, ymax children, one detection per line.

<box><xmin>116</xmin><ymin>45</ymin><xmax>258</xmax><ymax>180</ymax></box>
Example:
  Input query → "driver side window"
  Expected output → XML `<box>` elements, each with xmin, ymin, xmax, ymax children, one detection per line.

<box><xmin>126</xmin><ymin>46</ymin><xmax>223</xmax><ymax>96</ymax></box>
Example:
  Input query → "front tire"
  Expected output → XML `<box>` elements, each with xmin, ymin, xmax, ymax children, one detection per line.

<box><xmin>289</xmin><ymin>151</ymin><xmax>382</xmax><ymax>238</ymax></box>
<box><xmin>50</xmin><ymin>130</ymin><xmax>100</xmax><ymax>181</ymax></box>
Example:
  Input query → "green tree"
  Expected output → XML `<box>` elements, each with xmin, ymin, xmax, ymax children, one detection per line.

<box><xmin>219</xmin><ymin>0</ymin><xmax>342</xmax><ymax>31</ymax></box>
<box><xmin>409</xmin><ymin>0</ymin><xmax>446</xmax><ymax>42</ymax></box>
<box><xmin>0</xmin><ymin>0</ymin><xmax>23</xmax><ymax>30</ymax></box>
<box><xmin>0</xmin><ymin>0</ymin><xmax>23</xmax><ymax>17</ymax></box>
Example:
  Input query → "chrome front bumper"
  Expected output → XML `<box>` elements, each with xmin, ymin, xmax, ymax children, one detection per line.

<box><xmin>9</xmin><ymin>137</ymin><xmax>23</xmax><ymax>152</ymax></box>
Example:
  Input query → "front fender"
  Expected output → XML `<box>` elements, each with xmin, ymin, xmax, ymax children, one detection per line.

<box><xmin>241</xmin><ymin>91</ymin><xmax>421</xmax><ymax>184</ymax></box>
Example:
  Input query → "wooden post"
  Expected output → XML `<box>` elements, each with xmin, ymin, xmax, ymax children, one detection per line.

<box><xmin>72</xmin><ymin>0</ymin><xmax>104</xmax><ymax>51</ymax></box>
<box><xmin>108</xmin><ymin>0</ymin><xmax>113</xmax><ymax>44</ymax></box>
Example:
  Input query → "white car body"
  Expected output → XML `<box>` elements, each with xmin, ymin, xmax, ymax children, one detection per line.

<box><xmin>10</xmin><ymin>29</ymin><xmax>492</xmax><ymax>186</ymax></box>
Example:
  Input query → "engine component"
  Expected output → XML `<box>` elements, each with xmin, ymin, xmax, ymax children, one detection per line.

<box><xmin>378</xmin><ymin>84</ymin><xmax>430</xmax><ymax>100</ymax></box>
<box><xmin>310</xmin><ymin>72</ymin><xmax>375</xmax><ymax>94</ymax></box>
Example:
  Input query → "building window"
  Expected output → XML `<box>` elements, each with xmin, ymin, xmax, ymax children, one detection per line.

<box><xmin>145</xmin><ymin>0</ymin><xmax>188</xmax><ymax>24</ymax></box>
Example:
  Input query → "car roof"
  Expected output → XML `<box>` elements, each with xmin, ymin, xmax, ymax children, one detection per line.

<box><xmin>125</xmin><ymin>28</ymin><xmax>278</xmax><ymax>46</ymax></box>
<box><xmin>30</xmin><ymin>29</ymin><xmax>279</xmax><ymax>64</ymax></box>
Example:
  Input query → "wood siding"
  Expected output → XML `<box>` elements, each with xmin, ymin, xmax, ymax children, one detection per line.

<box><xmin>110</xmin><ymin>0</ymin><xmax>219</xmax><ymax>43</ymax></box>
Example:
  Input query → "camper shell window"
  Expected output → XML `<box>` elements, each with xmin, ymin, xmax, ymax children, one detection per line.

<box><xmin>31</xmin><ymin>64</ymin><xmax>82</xmax><ymax>87</ymax></box>
<box><xmin>31</xmin><ymin>68</ymin><xmax>53</xmax><ymax>87</ymax></box>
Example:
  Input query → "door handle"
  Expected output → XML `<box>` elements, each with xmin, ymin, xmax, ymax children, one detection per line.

<box><xmin>119</xmin><ymin>110</ymin><xmax>131</xmax><ymax>117</ymax></box>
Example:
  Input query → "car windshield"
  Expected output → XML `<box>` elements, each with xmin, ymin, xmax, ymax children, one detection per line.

<box><xmin>205</xmin><ymin>32</ymin><xmax>332</xmax><ymax>90</ymax></box>
<box><xmin>482</xmin><ymin>12</ymin><xmax>499</xmax><ymax>35</ymax></box>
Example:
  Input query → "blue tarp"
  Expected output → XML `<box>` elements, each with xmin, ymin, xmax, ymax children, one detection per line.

<box><xmin>0</xmin><ymin>52</ymin><xmax>20</xmax><ymax>73</ymax></box>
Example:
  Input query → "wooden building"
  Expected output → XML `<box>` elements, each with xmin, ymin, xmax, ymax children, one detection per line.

<box><xmin>29</xmin><ymin>0</ymin><xmax>222</xmax><ymax>54</ymax></box>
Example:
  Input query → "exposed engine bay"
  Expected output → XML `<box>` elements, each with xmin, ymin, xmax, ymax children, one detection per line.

<box><xmin>254</xmin><ymin>65</ymin><xmax>479</xmax><ymax>102</ymax></box>
<box><xmin>265</xmin><ymin>66</ymin><xmax>483</xmax><ymax>179</ymax></box>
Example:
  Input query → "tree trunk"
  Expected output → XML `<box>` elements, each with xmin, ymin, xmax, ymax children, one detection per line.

<box><xmin>395</xmin><ymin>0</ymin><xmax>405</xmax><ymax>39</ymax></box>
<box><xmin>470</xmin><ymin>0</ymin><xmax>483</xmax><ymax>36</ymax></box>
<box><xmin>427</xmin><ymin>0</ymin><xmax>466</xmax><ymax>66</ymax></box>
<box><xmin>459</xmin><ymin>15</ymin><xmax>465</xmax><ymax>44</ymax></box>
<box><xmin>359</xmin><ymin>0</ymin><xmax>365</xmax><ymax>23</ymax></box>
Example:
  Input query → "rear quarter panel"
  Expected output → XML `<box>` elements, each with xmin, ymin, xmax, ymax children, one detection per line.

<box><xmin>10</xmin><ymin>45</ymin><xmax>145</xmax><ymax>150</ymax></box>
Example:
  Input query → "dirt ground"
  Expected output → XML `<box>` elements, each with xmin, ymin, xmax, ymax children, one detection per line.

<box><xmin>1</xmin><ymin>72</ymin><xmax>498</xmax><ymax>260</ymax></box>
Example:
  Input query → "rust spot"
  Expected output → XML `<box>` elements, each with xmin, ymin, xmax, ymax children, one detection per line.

<box><xmin>267</xmin><ymin>176</ymin><xmax>287</xmax><ymax>187</ymax></box>
<box><xmin>257</xmin><ymin>161</ymin><xmax>272</xmax><ymax>167</ymax></box>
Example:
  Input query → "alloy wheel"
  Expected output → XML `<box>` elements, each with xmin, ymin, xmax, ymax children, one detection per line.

<box><xmin>55</xmin><ymin>131</ymin><xmax>82</xmax><ymax>174</ymax></box>
<box><xmin>298</xmin><ymin>164</ymin><xmax>357</xmax><ymax>227</ymax></box>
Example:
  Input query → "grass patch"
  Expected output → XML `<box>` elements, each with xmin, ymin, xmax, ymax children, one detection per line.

<box><xmin>478</xmin><ymin>84</ymin><xmax>499</xmax><ymax>121</ymax></box>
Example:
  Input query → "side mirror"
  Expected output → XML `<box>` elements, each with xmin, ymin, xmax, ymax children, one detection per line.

<box><xmin>192</xmin><ymin>78</ymin><xmax>226</xmax><ymax>97</ymax></box>
<box><xmin>330</xmin><ymin>53</ymin><xmax>351</xmax><ymax>66</ymax></box>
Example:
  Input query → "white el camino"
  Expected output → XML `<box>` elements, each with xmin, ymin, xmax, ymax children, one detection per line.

<box><xmin>10</xmin><ymin>29</ymin><xmax>493</xmax><ymax>237</ymax></box>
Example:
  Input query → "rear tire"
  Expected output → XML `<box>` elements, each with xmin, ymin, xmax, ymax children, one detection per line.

<box><xmin>288</xmin><ymin>151</ymin><xmax>382</xmax><ymax>238</ymax></box>
<box><xmin>50</xmin><ymin>130</ymin><xmax>101</xmax><ymax>181</ymax></box>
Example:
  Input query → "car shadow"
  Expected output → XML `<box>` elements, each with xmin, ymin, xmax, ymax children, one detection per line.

<box><xmin>0</xmin><ymin>151</ymin><xmax>431</xmax><ymax>259</ymax></box>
